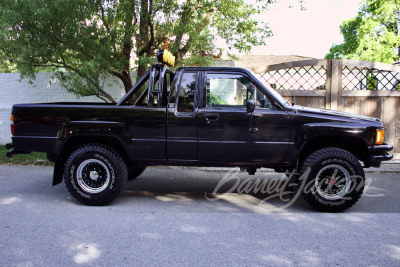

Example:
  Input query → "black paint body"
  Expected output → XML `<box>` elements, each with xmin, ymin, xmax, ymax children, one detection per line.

<box><xmin>8</xmin><ymin>65</ymin><xmax>393</xmax><ymax>180</ymax></box>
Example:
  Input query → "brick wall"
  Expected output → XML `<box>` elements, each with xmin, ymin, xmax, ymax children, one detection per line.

<box><xmin>0</xmin><ymin>72</ymin><xmax>127</xmax><ymax>144</ymax></box>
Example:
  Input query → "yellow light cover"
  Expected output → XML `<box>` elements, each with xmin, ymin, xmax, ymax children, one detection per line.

<box><xmin>161</xmin><ymin>50</ymin><xmax>175</xmax><ymax>67</ymax></box>
<box><xmin>10</xmin><ymin>114</ymin><xmax>14</xmax><ymax>122</ymax></box>
<box><xmin>376</xmin><ymin>129</ymin><xmax>385</xmax><ymax>145</ymax></box>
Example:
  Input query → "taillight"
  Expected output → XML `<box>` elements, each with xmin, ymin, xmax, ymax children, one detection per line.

<box><xmin>10</xmin><ymin>114</ymin><xmax>14</xmax><ymax>135</ymax></box>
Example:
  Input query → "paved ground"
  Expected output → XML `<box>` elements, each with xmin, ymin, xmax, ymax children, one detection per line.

<box><xmin>0</xmin><ymin>164</ymin><xmax>400</xmax><ymax>266</ymax></box>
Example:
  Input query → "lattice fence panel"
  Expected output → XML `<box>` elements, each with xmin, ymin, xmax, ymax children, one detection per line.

<box><xmin>258</xmin><ymin>66</ymin><xmax>327</xmax><ymax>90</ymax></box>
<box><xmin>342</xmin><ymin>66</ymin><xmax>400</xmax><ymax>90</ymax></box>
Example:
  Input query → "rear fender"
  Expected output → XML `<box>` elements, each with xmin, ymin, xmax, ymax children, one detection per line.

<box><xmin>52</xmin><ymin>121</ymin><xmax>129</xmax><ymax>185</ymax></box>
<box><xmin>58</xmin><ymin>121</ymin><xmax>128</xmax><ymax>140</ymax></box>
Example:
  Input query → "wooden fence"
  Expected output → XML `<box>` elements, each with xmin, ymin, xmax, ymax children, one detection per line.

<box><xmin>251</xmin><ymin>59</ymin><xmax>400</xmax><ymax>154</ymax></box>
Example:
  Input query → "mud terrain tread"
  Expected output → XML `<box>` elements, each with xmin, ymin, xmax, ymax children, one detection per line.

<box><xmin>64</xmin><ymin>143</ymin><xmax>127</xmax><ymax>205</ymax></box>
<box><xmin>300</xmin><ymin>147</ymin><xmax>365</xmax><ymax>212</ymax></box>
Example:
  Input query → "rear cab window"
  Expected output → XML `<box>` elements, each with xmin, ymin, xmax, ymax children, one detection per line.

<box><xmin>170</xmin><ymin>71</ymin><xmax>198</xmax><ymax>115</ymax></box>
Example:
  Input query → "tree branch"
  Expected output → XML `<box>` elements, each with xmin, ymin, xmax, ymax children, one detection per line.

<box><xmin>176</xmin><ymin>10</ymin><xmax>213</xmax><ymax>60</ymax></box>
<box><xmin>32</xmin><ymin>62</ymin><xmax>117</xmax><ymax>103</ymax></box>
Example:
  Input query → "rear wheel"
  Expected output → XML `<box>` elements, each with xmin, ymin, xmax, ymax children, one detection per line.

<box><xmin>64</xmin><ymin>144</ymin><xmax>127</xmax><ymax>205</ymax></box>
<box><xmin>299</xmin><ymin>147</ymin><xmax>365</xmax><ymax>212</ymax></box>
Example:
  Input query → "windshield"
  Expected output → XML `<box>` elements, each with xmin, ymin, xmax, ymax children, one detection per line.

<box><xmin>249</xmin><ymin>70</ymin><xmax>289</xmax><ymax>106</ymax></box>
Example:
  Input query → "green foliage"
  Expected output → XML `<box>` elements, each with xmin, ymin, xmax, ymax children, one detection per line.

<box><xmin>326</xmin><ymin>0</ymin><xmax>400</xmax><ymax>63</ymax></box>
<box><xmin>0</xmin><ymin>146</ymin><xmax>53</xmax><ymax>166</ymax></box>
<box><xmin>0</xmin><ymin>50</ymin><xmax>15</xmax><ymax>73</ymax></box>
<box><xmin>0</xmin><ymin>0</ymin><xmax>272</xmax><ymax>102</ymax></box>
<box><xmin>209</xmin><ymin>93</ymin><xmax>228</xmax><ymax>105</ymax></box>
<box><xmin>366</xmin><ymin>72</ymin><xmax>378</xmax><ymax>90</ymax></box>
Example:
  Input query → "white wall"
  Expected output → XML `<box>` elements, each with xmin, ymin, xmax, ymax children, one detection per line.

<box><xmin>0</xmin><ymin>73</ymin><xmax>127</xmax><ymax>145</ymax></box>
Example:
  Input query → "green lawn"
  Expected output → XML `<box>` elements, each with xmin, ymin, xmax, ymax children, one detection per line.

<box><xmin>0</xmin><ymin>146</ymin><xmax>53</xmax><ymax>166</ymax></box>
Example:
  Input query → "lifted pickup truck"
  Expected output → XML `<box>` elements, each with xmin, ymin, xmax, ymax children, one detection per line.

<box><xmin>6</xmin><ymin>50</ymin><xmax>393</xmax><ymax>211</ymax></box>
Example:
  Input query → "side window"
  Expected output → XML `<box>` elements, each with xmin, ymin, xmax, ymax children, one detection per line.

<box><xmin>256</xmin><ymin>90</ymin><xmax>274</xmax><ymax>109</ymax></box>
<box><xmin>205</xmin><ymin>73</ymin><xmax>273</xmax><ymax>109</ymax></box>
<box><xmin>177</xmin><ymin>72</ymin><xmax>197</xmax><ymax>113</ymax></box>
<box><xmin>161</xmin><ymin>71</ymin><xmax>173</xmax><ymax>106</ymax></box>
<box><xmin>205</xmin><ymin>74</ymin><xmax>255</xmax><ymax>108</ymax></box>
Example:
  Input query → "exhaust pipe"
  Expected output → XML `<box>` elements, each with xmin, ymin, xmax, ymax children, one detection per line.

<box><xmin>5</xmin><ymin>143</ymin><xmax>14</xmax><ymax>150</ymax></box>
<box><xmin>5</xmin><ymin>149</ymin><xmax>30</xmax><ymax>158</ymax></box>
<box><xmin>6</xmin><ymin>149</ymin><xmax>15</xmax><ymax>158</ymax></box>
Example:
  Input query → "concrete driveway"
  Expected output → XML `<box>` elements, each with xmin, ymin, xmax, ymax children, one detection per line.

<box><xmin>0</xmin><ymin>165</ymin><xmax>399</xmax><ymax>266</ymax></box>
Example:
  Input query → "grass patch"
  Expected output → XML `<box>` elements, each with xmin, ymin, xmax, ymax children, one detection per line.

<box><xmin>0</xmin><ymin>146</ymin><xmax>53</xmax><ymax>166</ymax></box>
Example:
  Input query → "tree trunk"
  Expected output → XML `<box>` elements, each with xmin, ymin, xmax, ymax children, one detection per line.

<box><xmin>398</xmin><ymin>45</ymin><xmax>400</xmax><ymax>62</ymax></box>
<box><xmin>137</xmin><ymin>62</ymin><xmax>148</xmax><ymax>79</ymax></box>
<box><xmin>137</xmin><ymin>0</ymin><xmax>154</xmax><ymax>78</ymax></box>
<box><xmin>110</xmin><ymin>71</ymin><xmax>134</xmax><ymax>94</ymax></box>
<box><xmin>123</xmin><ymin>72</ymin><xmax>133</xmax><ymax>94</ymax></box>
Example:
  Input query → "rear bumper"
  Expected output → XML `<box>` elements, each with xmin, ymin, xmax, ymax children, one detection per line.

<box><xmin>367</xmin><ymin>143</ymin><xmax>393</xmax><ymax>168</ymax></box>
<box><xmin>11</xmin><ymin>136</ymin><xmax>58</xmax><ymax>154</ymax></box>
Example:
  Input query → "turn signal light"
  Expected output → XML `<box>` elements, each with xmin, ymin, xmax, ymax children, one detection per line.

<box><xmin>376</xmin><ymin>129</ymin><xmax>384</xmax><ymax>145</ymax></box>
<box><xmin>157</xmin><ymin>49</ymin><xmax>175</xmax><ymax>67</ymax></box>
<box><xmin>10</xmin><ymin>114</ymin><xmax>15</xmax><ymax>135</ymax></box>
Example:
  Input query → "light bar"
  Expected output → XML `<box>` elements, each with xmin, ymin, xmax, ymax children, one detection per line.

<box><xmin>157</xmin><ymin>49</ymin><xmax>175</xmax><ymax>67</ymax></box>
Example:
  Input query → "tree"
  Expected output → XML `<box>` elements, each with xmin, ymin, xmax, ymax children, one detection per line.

<box><xmin>325</xmin><ymin>0</ymin><xmax>400</xmax><ymax>63</ymax></box>
<box><xmin>0</xmin><ymin>0</ymin><xmax>271</xmax><ymax>102</ymax></box>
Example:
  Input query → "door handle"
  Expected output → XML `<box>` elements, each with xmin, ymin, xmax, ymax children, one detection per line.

<box><xmin>205</xmin><ymin>113</ymin><xmax>219</xmax><ymax>123</ymax></box>
<box><xmin>247</xmin><ymin>112</ymin><xmax>261</xmax><ymax>118</ymax></box>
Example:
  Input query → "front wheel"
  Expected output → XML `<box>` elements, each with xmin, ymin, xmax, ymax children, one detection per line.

<box><xmin>299</xmin><ymin>147</ymin><xmax>365</xmax><ymax>212</ymax></box>
<box><xmin>64</xmin><ymin>144</ymin><xmax>128</xmax><ymax>205</ymax></box>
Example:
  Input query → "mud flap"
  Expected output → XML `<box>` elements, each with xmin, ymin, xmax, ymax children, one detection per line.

<box><xmin>52</xmin><ymin>157</ymin><xmax>64</xmax><ymax>186</ymax></box>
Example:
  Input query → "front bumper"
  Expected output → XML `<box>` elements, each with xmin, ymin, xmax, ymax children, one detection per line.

<box><xmin>367</xmin><ymin>142</ymin><xmax>393</xmax><ymax>168</ymax></box>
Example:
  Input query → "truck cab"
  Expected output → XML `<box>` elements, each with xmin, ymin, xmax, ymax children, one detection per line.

<box><xmin>117</xmin><ymin>62</ymin><xmax>291</xmax><ymax>168</ymax></box>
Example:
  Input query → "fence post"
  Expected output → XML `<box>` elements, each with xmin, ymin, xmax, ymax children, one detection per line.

<box><xmin>330</xmin><ymin>59</ymin><xmax>342</xmax><ymax>111</ymax></box>
<box><xmin>325</xmin><ymin>60</ymin><xmax>332</xmax><ymax>110</ymax></box>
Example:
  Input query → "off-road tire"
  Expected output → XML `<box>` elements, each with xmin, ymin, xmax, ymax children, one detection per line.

<box><xmin>299</xmin><ymin>147</ymin><xmax>365</xmax><ymax>212</ymax></box>
<box><xmin>64</xmin><ymin>143</ymin><xmax>128</xmax><ymax>205</ymax></box>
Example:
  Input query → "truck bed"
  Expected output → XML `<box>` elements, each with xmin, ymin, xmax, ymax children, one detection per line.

<box><xmin>12</xmin><ymin>103</ymin><xmax>167</xmax><ymax>161</ymax></box>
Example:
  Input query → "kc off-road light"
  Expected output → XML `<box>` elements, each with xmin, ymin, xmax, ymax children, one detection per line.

<box><xmin>376</xmin><ymin>129</ymin><xmax>385</xmax><ymax>145</ymax></box>
<box><xmin>157</xmin><ymin>49</ymin><xmax>175</xmax><ymax>67</ymax></box>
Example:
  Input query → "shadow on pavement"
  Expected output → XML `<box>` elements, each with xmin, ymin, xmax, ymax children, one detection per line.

<box><xmin>1</xmin><ymin>165</ymin><xmax>399</xmax><ymax>213</ymax></box>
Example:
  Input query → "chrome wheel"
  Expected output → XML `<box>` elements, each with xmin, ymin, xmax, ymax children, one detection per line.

<box><xmin>315</xmin><ymin>164</ymin><xmax>351</xmax><ymax>201</ymax></box>
<box><xmin>76</xmin><ymin>159</ymin><xmax>110</xmax><ymax>194</ymax></box>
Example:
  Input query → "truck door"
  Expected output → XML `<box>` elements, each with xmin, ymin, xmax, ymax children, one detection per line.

<box><xmin>197</xmin><ymin>72</ymin><xmax>291</xmax><ymax>164</ymax></box>
<box><xmin>166</xmin><ymin>70</ymin><xmax>198</xmax><ymax>162</ymax></box>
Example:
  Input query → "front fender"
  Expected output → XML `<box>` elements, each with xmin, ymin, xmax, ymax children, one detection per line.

<box><xmin>296</xmin><ymin>122</ymin><xmax>372</xmax><ymax>149</ymax></box>
<box><xmin>286</xmin><ymin>122</ymin><xmax>372</xmax><ymax>167</ymax></box>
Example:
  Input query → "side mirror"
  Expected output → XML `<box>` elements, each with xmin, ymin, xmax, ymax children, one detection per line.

<box><xmin>246</xmin><ymin>99</ymin><xmax>256</xmax><ymax>114</ymax></box>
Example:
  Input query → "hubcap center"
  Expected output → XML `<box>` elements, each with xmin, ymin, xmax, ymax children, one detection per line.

<box><xmin>90</xmin><ymin>171</ymin><xmax>99</xmax><ymax>181</ymax></box>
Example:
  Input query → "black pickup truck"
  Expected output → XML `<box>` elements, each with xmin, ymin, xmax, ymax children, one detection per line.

<box><xmin>5</xmin><ymin>50</ymin><xmax>393</xmax><ymax>211</ymax></box>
